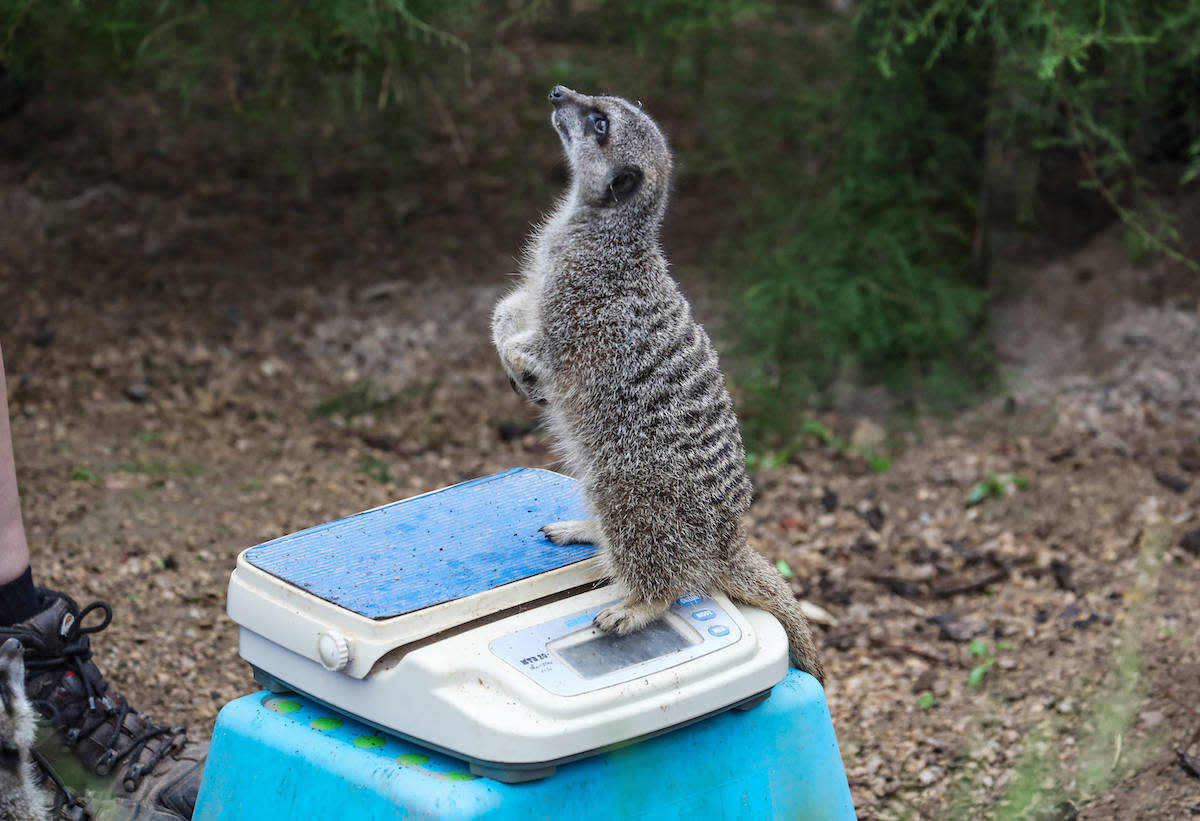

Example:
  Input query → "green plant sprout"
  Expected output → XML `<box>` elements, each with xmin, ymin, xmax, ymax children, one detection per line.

<box><xmin>966</xmin><ymin>638</ymin><xmax>1012</xmax><ymax>688</ymax></box>
<box><xmin>357</xmin><ymin>454</ymin><xmax>393</xmax><ymax>484</ymax></box>
<box><xmin>310</xmin><ymin>381</ymin><xmax>400</xmax><ymax>421</ymax></box>
<box><xmin>70</xmin><ymin>466</ymin><xmax>99</xmax><ymax>482</ymax></box>
<box><xmin>966</xmin><ymin>472</ymin><xmax>1029</xmax><ymax>506</ymax></box>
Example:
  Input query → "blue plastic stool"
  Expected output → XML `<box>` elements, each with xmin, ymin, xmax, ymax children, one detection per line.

<box><xmin>193</xmin><ymin>670</ymin><xmax>856</xmax><ymax>821</ymax></box>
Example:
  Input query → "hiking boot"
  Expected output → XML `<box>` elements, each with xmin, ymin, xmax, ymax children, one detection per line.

<box><xmin>0</xmin><ymin>589</ymin><xmax>208</xmax><ymax>820</ymax></box>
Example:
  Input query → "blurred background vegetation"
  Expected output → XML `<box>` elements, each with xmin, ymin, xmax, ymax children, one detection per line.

<box><xmin>2</xmin><ymin>0</ymin><xmax>1197</xmax><ymax>448</ymax></box>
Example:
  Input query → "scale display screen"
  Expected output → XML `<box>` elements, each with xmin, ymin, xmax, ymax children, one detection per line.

<box><xmin>490</xmin><ymin>594</ymin><xmax>742</xmax><ymax>696</ymax></box>
<box><xmin>549</xmin><ymin>619</ymin><xmax>699</xmax><ymax>679</ymax></box>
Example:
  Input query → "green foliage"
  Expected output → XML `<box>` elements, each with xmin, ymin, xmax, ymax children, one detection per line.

<box><xmin>69</xmin><ymin>466</ymin><xmax>99</xmax><ymax>482</ymax></box>
<box><xmin>916</xmin><ymin>691</ymin><xmax>937</xmax><ymax>711</ymax></box>
<box><xmin>965</xmin><ymin>472</ymin><xmax>1029</xmax><ymax>506</ymax></box>
<box><xmin>0</xmin><ymin>0</ymin><xmax>480</xmax><ymax>182</ymax></box>
<box><xmin>966</xmin><ymin>638</ymin><xmax>1011</xmax><ymax>688</ymax></box>
<box><xmin>732</xmin><ymin>0</ymin><xmax>1199</xmax><ymax>443</ymax></box>
<box><xmin>357</xmin><ymin>454</ymin><xmax>394</xmax><ymax>483</ymax></box>
<box><xmin>115</xmin><ymin>459</ymin><xmax>205</xmax><ymax>477</ymax></box>
<box><xmin>5</xmin><ymin>0</ymin><xmax>1197</xmax><ymax>447</ymax></box>
<box><xmin>310</xmin><ymin>381</ymin><xmax>399</xmax><ymax>420</ymax></box>
<box><xmin>774</xmin><ymin>558</ymin><xmax>794</xmax><ymax>579</ymax></box>
<box><xmin>746</xmin><ymin>418</ymin><xmax>892</xmax><ymax>473</ymax></box>
<box><xmin>1</xmin><ymin>0</ymin><xmax>475</xmax><ymax>102</ymax></box>
<box><xmin>866</xmin><ymin>0</ymin><xmax>1200</xmax><ymax>269</ymax></box>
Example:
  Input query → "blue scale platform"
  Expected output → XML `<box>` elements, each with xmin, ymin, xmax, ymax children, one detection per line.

<box><xmin>193</xmin><ymin>670</ymin><xmax>857</xmax><ymax>821</ymax></box>
<box><xmin>245</xmin><ymin>468</ymin><xmax>596</xmax><ymax>618</ymax></box>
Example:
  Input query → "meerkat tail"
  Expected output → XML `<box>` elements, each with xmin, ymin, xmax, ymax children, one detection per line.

<box><xmin>719</xmin><ymin>551</ymin><xmax>826</xmax><ymax>685</ymax></box>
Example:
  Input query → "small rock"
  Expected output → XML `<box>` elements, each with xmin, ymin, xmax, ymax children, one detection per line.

<box><xmin>1140</xmin><ymin>710</ymin><xmax>1165</xmax><ymax>727</ymax></box>
<box><xmin>798</xmin><ymin>599</ymin><xmax>837</xmax><ymax>626</ymax></box>
<box><xmin>32</xmin><ymin>327</ymin><xmax>55</xmax><ymax>347</ymax></box>
<box><xmin>1180</xmin><ymin>529</ymin><xmax>1200</xmax><ymax>556</ymax></box>
<box><xmin>823</xmin><ymin>629</ymin><xmax>855</xmax><ymax>651</ymax></box>
<box><xmin>927</xmin><ymin>612</ymin><xmax>987</xmax><ymax>642</ymax></box>
<box><xmin>1036</xmin><ymin>800</ymin><xmax>1078</xmax><ymax>821</ymax></box>
<box><xmin>874</xmin><ymin>576</ymin><xmax>921</xmax><ymax>598</ymax></box>
<box><xmin>912</xmin><ymin>669</ymin><xmax>937</xmax><ymax>694</ymax></box>
<box><xmin>1072</xmin><ymin>613</ymin><xmax>1100</xmax><ymax>630</ymax></box>
<box><xmin>1047</xmin><ymin>445</ymin><xmax>1075</xmax><ymax>463</ymax></box>
<box><xmin>124</xmin><ymin>383</ymin><xmax>150</xmax><ymax>403</ymax></box>
<box><xmin>1154</xmin><ymin>471</ymin><xmax>1192</xmax><ymax>494</ymax></box>
<box><xmin>852</xmin><ymin>534</ymin><xmax>877</xmax><ymax>556</ymax></box>
<box><xmin>496</xmin><ymin>420</ymin><xmax>538</xmax><ymax>442</ymax></box>
<box><xmin>820</xmin><ymin>487</ymin><xmax>839</xmax><ymax>513</ymax></box>
<box><xmin>1179</xmin><ymin>449</ymin><xmax>1200</xmax><ymax>473</ymax></box>
<box><xmin>1050</xmin><ymin>559</ymin><xmax>1073</xmax><ymax>591</ymax></box>
<box><xmin>850</xmin><ymin>418</ymin><xmax>886</xmax><ymax>449</ymax></box>
<box><xmin>863</xmin><ymin>506</ymin><xmax>885</xmax><ymax>532</ymax></box>
<box><xmin>1178</xmin><ymin>750</ymin><xmax>1200</xmax><ymax>779</ymax></box>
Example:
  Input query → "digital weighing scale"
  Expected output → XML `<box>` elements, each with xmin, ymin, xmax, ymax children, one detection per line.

<box><xmin>224</xmin><ymin>468</ymin><xmax>790</xmax><ymax>782</ymax></box>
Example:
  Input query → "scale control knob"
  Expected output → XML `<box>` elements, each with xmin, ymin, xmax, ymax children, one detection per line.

<box><xmin>317</xmin><ymin>631</ymin><xmax>352</xmax><ymax>672</ymax></box>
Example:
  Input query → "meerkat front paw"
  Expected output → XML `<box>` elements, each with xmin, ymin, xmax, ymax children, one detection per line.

<box><xmin>594</xmin><ymin>599</ymin><xmax>667</xmax><ymax>635</ymax></box>
<box><xmin>540</xmin><ymin>520</ymin><xmax>602</xmax><ymax>546</ymax></box>
<box><xmin>499</xmin><ymin>340</ymin><xmax>548</xmax><ymax>406</ymax></box>
<box><xmin>508</xmin><ymin>372</ymin><xmax>547</xmax><ymax>405</ymax></box>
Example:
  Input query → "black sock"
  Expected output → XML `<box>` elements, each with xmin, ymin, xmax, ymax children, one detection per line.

<box><xmin>0</xmin><ymin>566</ymin><xmax>40</xmax><ymax>626</ymax></box>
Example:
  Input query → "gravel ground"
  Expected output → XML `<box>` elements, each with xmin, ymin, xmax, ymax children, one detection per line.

<box><xmin>2</xmin><ymin>93</ymin><xmax>1199</xmax><ymax>819</ymax></box>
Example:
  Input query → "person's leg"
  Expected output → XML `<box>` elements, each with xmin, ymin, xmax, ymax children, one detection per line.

<box><xmin>0</xmin><ymin>341</ymin><xmax>39</xmax><ymax>626</ymax></box>
<box><xmin>0</xmin><ymin>341</ymin><xmax>207</xmax><ymax>818</ymax></box>
<box><xmin>1</xmin><ymin>341</ymin><xmax>30</xmax><ymax>581</ymax></box>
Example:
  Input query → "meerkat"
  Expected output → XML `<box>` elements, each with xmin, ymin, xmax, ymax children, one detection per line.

<box><xmin>0</xmin><ymin>638</ymin><xmax>52</xmax><ymax>821</ymax></box>
<box><xmin>492</xmin><ymin>86</ymin><xmax>825</xmax><ymax>683</ymax></box>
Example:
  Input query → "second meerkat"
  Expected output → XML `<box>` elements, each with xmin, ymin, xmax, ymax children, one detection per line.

<box><xmin>493</xmin><ymin>86</ymin><xmax>824</xmax><ymax>683</ymax></box>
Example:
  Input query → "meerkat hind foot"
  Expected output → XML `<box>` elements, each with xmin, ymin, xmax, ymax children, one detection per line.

<box><xmin>540</xmin><ymin>519</ymin><xmax>601</xmax><ymax>546</ymax></box>
<box><xmin>594</xmin><ymin>599</ymin><xmax>669</xmax><ymax>636</ymax></box>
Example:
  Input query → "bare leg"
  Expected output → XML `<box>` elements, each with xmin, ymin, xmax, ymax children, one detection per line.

<box><xmin>0</xmin><ymin>343</ymin><xmax>30</xmax><ymax>585</ymax></box>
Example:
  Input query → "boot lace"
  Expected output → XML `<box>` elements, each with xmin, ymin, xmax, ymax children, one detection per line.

<box><xmin>26</xmin><ymin>600</ymin><xmax>188</xmax><ymax>792</ymax></box>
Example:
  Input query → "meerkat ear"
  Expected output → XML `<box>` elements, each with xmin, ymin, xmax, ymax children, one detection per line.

<box><xmin>607</xmin><ymin>166</ymin><xmax>644</xmax><ymax>204</ymax></box>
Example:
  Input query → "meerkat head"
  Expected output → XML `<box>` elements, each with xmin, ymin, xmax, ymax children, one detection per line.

<box><xmin>548</xmin><ymin>86</ymin><xmax>672</xmax><ymax>227</ymax></box>
<box><xmin>0</xmin><ymin>637</ymin><xmax>36</xmax><ymax>763</ymax></box>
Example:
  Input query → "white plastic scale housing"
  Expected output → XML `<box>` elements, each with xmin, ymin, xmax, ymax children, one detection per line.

<box><xmin>227</xmin><ymin>468</ymin><xmax>789</xmax><ymax>782</ymax></box>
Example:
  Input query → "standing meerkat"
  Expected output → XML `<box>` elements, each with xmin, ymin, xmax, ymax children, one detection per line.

<box><xmin>0</xmin><ymin>638</ymin><xmax>52</xmax><ymax>821</ymax></box>
<box><xmin>493</xmin><ymin>86</ymin><xmax>824</xmax><ymax>683</ymax></box>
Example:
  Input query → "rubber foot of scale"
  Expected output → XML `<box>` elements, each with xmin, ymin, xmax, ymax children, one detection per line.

<box><xmin>252</xmin><ymin>666</ymin><xmax>295</xmax><ymax>695</ymax></box>
<box><xmin>468</xmin><ymin>762</ymin><xmax>557</xmax><ymax>783</ymax></box>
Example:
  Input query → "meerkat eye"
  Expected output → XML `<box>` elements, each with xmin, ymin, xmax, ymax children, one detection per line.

<box><xmin>586</xmin><ymin>112</ymin><xmax>609</xmax><ymax>142</ymax></box>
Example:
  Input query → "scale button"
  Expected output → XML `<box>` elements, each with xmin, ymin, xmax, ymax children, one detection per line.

<box><xmin>692</xmin><ymin>609</ymin><xmax>716</xmax><ymax>621</ymax></box>
<box><xmin>708</xmin><ymin>625</ymin><xmax>730</xmax><ymax>637</ymax></box>
<box><xmin>676</xmin><ymin>593</ymin><xmax>702</xmax><ymax>607</ymax></box>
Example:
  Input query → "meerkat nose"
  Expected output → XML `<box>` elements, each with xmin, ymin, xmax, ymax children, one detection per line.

<box><xmin>549</xmin><ymin>85</ymin><xmax>573</xmax><ymax>106</ymax></box>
